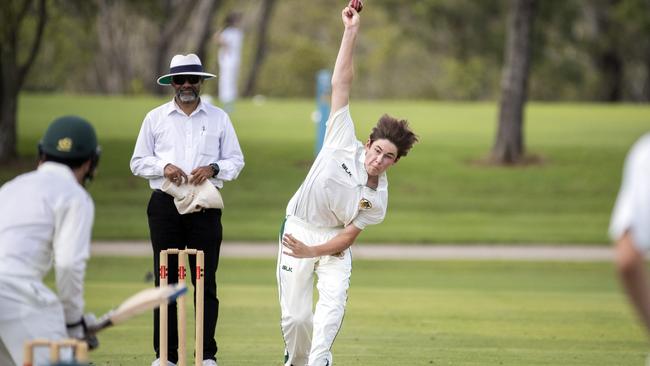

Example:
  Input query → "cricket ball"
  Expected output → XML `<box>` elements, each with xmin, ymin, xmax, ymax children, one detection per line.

<box><xmin>349</xmin><ymin>0</ymin><xmax>363</xmax><ymax>13</ymax></box>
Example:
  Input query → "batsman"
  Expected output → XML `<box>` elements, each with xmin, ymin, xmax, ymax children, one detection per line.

<box><xmin>277</xmin><ymin>1</ymin><xmax>418</xmax><ymax>365</ymax></box>
<box><xmin>0</xmin><ymin>116</ymin><xmax>101</xmax><ymax>366</ymax></box>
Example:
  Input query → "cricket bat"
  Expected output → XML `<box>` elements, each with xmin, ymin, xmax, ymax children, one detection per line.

<box><xmin>87</xmin><ymin>283</ymin><xmax>187</xmax><ymax>334</ymax></box>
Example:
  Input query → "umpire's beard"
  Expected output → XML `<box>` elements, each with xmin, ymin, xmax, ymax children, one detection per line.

<box><xmin>176</xmin><ymin>88</ymin><xmax>199</xmax><ymax>103</ymax></box>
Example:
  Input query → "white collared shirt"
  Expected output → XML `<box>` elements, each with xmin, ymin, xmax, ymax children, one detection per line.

<box><xmin>610</xmin><ymin>133</ymin><xmax>650</xmax><ymax>250</ymax></box>
<box><xmin>0</xmin><ymin>162</ymin><xmax>93</xmax><ymax>323</ymax></box>
<box><xmin>286</xmin><ymin>105</ymin><xmax>388</xmax><ymax>230</ymax></box>
<box><xmin>130</xmin><ymin>98</ymin><xmax>245</xmax><ymax>189</ymax></box>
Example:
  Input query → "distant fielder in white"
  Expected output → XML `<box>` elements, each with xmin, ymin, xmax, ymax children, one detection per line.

<box><xmin>610</xmin><ymin>133</ymin><xmax>650</xmax><ymax>335</ymax></box>
<box><xmin>0</xmin><ymin>116</ymin><xmax>101</xmax><ymax>366</ymax></box>
<box><xmin>277</xmin><ymin>1</ymin><xmax>418</xmax><ymax>365</ymax></box>
<box><xmin>215</xmin><ymin>12</ymin><xmax>243</xmax><ymax>113</ymax></box>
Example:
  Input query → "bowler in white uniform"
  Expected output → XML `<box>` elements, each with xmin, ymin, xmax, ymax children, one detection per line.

<box><xmin>277</xmin><ymin>4</ymin><xmax>418</xmax><ymax>366</ymax></box>
<box><xmin>0</xmin><ymin>116</ymin><xmax>100</xmax><ymax>366</ymax></box>
<box><xmin>610</xmin><ymin>133</ymin><xmax>650</xmax><ymax>336</ymax></box>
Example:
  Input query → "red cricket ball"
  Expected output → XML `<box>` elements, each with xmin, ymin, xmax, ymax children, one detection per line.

<box><xmin>349</xmin><ymin>0</ymin><xmax>363</xmax><ymax>13</ymax></box>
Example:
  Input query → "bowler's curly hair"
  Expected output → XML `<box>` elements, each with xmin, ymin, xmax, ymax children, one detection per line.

<box><xmin>368</xmin><ymin>115</ymin><xmax>418</xmax><ymax>159</ymax></box>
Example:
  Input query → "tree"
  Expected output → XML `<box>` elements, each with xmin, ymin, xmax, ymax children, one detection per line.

<box><xmin>603</xmin><ymin>0</ymin><xmax>650</xmax><ymax>101</ymax></box>
<box><xmin>95</xmin><ymin>0</ymin><xmax>138</xmax><ymax>94</ymax></box>
<box><xmin>583</xmin><ymin>0</ymin><xmax>624</xmax><ymax>102</ymax></box>
<box><xmin>186</xmin><ymin>0</ymin><xmax>222</xmax><ymax>63</ymax></box>
<box><xmin>492</xmin><ymin>0</ymin><xmax>536</xmax><ymax>164</ymax></box>
<box><xmin>91</xmin><ymin>0</ymin><xmax>220</xmax><ymax>95</ymax></box>
<box><xmin>151</xmin><ymin>0</ymin><xmax>199</xmax><ymax>94</ymax></box>
<box><xmin>0</xmin><ymin>0</ymin><xmax>47</xmax><ymax>162</ymax></box>
<box><xmin>243</xmin><ymin>0</ymin><xmax>276</xmax><ymax>97</ymax></box>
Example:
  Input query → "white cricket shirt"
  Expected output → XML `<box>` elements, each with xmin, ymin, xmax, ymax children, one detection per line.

<box><xmin>0</xmin><ymin>162</ymin><xmax>93</xmax><ymax>322</ymax></box>
<box><xmin>218</xmin><ymin>27</ymin><xmax>244</xmax><ymax>68</ymax></box>
<box><xmin>610</xmin><ymin>133</ymin><xmax>650</xmax><ymax>250</ymax></box>
<box><xmin>286</xmin><ymin>105</ymin><xmax>388</xmax><ymax>230</ymax></box>
<box><xmin>130</xmin><ymin>98</ymin><xmax>245</xmax><ymax>189</ymax></box>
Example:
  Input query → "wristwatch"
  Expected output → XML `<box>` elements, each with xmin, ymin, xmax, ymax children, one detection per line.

<box><xmin>209</xmin><ymin>162</ymin><xmax>220</xmax><ymax>177</ymax></box>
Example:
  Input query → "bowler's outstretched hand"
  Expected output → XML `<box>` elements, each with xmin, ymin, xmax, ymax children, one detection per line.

<box><xmin>349</xmin><ymin>0</ymin><xmax>363</xmax><ymax>13</ymax></box>
<box><xmin>342</xmin><ymin>3</ymin><xmax>361</xmax><ymax>27</ymax></box>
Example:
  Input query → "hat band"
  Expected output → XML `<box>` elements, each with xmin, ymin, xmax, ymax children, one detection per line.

<box><xmin>169</xmin><ymin>64</ymin><xmax>203</xmax><ymax>74</ymax></box>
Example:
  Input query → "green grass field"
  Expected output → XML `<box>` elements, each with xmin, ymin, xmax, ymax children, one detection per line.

<box><xmin>6</xmin><ymin>94</ymin><xmax>650</xmax><ymax>244</ymax></box>
<box><xmin>47</xmin><ymin>256</ymin><xmax>648</xmax><ymax>365</ymax></box>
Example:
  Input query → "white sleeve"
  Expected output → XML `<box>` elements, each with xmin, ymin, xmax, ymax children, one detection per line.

<box><xmin>610</xmin><ymin>135</ymin><xmax>650</xmax><ymax>250</ymax></box>
<box><xmin>53</xmin><ymin>192</ymin><xmax>93</xmax><ymax>323</ymax></box>
<box><xmin>214</xmin><ymin>115</ymin><xmax>245</xmax><ymax>181</ymax></box>
<box><xmin>130</xmin><ymin>113</ymin><xmax>169</xmax><ymax>179</ymax></box>
<box><xmin>352</xmin><ymin>190</ymin><xmax>387</xmax><ymax>230</ymax></box>
<box><xmin>352</xmin><ymin>206</ymin><xmax>386</xmax><ymax>230</ymax></box>
<box><xmin>323</xmin><ymin>105</ymin><xmax>358</xmax><ymax>150</ymax></box>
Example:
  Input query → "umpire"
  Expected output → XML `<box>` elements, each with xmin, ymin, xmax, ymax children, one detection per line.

<box><xmin>130</xmin><ymin>53</ymin><xmax>244</xmax><ymax>366</ymax></box>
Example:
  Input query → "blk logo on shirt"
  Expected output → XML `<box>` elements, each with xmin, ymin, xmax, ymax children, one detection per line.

<box><xmin>341</xmin><ymin>163</ymin><xmax>352</xmax><ymax>177</ymax></box>
<box><xmin>282</xmin><ymin>265</ymin><xmax>293</xmax><ymax>272</ymax></box>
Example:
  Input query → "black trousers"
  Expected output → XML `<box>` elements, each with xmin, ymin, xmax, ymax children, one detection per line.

<box><xmin>148</xmin><ymin>190</ymin><xmax>222</xmax><ymax>362</ymax></box>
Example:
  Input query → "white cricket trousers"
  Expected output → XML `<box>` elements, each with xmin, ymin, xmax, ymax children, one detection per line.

<box><xmin>277</xmin><ymin>216</ymin><xmax>352</xmax><ymax>366</ymax></box>
<box><xmin>0</xmin><ymin>277</ymin><xmax>70</xmax><ymax>366</ymax></box>
<box><xmin>218</xmin><ymin>62</ymin><xmax>239</xmax><ymax>104</ymax></box>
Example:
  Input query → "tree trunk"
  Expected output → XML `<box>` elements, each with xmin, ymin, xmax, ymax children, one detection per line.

<box><xmin>243</xmin><ymin>0</ymin><xmax>276</xmax><ymax>97</ymax></box>
<box><xmin>588</xmin><ymin>0</ymin><xmax>623</xmax><ymax>102</ymax></box>
<box><xmin>0</xmin><ymin>0</ymin><xmax>47</xmax><ymax>162</ymax></box>
<box><xmin>492</xmin><ymin>0</ymin><xmax>536</xmax><ymax>164</ymax></box>
<box><xmin>191</xmin><ymin>0</ymin><xmax>221</xmax><ymax>63</ymax></box>
<box><xmin>641</xmin><ymin>38</ymin><xmax>650</xmax><ymax>102</ymax></box>
<box><xmin>0</xmin><ymin>32</ymin><xmax>19</xmax><ymax>161</ymax></box>
<box><xmin>597</xmin><ymin>49</ymin><xmax>623</xmax><ymax>101</ymax></box>
<box><xmin>0</xmin><ymin>89</ymin><xmax>18</xmax><ymax>162</ymax></box>
<box><xmin>95</xmin><ymin>0</ymin><xmax>136</xmax><ymax>94</ymax></box>
<box><xmin>151</xmin><ymin>0</ymin><xmax>199</xmax><ymax>95</ymax></box>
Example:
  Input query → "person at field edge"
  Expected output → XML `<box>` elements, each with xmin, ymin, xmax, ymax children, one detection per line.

<box><xmin>0</xmin><ymin>116</ymin><xmax>101</xmax><ymax>366</ymax></box>
<box><xmin>277</xmin><ymin>4</ymin><xmax>418</xmax><ymax>366</ymax></box>
<box><xmin>610</xmin><ymin>133</ymin><xmax>650</xmax><ymax>336</ymax></box>
<box><xmin>130</xmin><ymin>53</ymin><xmax>244</xmax><ymax>366</ymax></box>
<box><xmin>214</xmin><ymin>12</ymin><xmax>243</xmax><ymax>113</ymax></box>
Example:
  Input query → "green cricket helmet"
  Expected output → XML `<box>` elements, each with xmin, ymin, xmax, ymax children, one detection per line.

<box><xmin>39</xmin><ymin>115</ymin><xmax>99</xmax><ymax>159</ymax></box>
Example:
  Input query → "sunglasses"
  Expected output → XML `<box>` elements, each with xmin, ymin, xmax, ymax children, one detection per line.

<box><xmin>172</xmin><ymin>75</ymin><xmax>202</xmax><ymax>85</ymax></box>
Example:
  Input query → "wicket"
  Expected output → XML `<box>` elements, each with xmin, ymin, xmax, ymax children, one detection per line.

<box><xmin>159</xmin><ymin>248</ymin><xmax>205</xmax><ymax>366</ymax></box>
<box><xmin>23</xmin><ymin>338</ymin><xmax>88</xmax><ymax>366</ymax></box>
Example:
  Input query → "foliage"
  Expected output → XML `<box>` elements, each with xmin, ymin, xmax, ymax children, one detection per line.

<box><xmin>48</xmin><ymin>256</ymin><xmax>649</xmax><ymax>365</ymax></box>
<box><xmin>22</xmin><ymin>0</ymin><xmax>97</xmax><ymax>92</ymax></box>
<box><xmin>13</xmin><ymin>0</ymin><xmax>650</xmax><ymax>101</ymax></box>
<box><xmin>4</xmin><ymin>94</ymin><xmax>649</xmax><ymax>244</ymax></box>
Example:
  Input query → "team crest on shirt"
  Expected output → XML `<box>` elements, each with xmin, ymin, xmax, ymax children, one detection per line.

<box><xmin>359</xmin><ymin>198</ymin><xmax>372</xmax><ymax>209</ymax></box>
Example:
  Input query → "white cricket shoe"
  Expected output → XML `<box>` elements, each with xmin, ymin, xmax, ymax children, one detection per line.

<box><xmin>202</xmin><ymin>360</ymin><xmax>218</xmax><ymax>366</ymax></box>
<box><xmin>151</xmin><ymin>359</ymin><xmax>176</xmax><ymax>366</ymax></box>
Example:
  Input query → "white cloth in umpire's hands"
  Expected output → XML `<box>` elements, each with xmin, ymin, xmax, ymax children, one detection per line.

<box><xmin>161</xmin><ymin>175</ymin><xmax>224</xmax><ymax>214</ymax></box>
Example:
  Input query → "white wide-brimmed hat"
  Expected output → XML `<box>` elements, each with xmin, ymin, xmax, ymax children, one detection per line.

<box><xmin>157</xmin><ymin>53</ymin><xmax>216</xmax><ymax>86</ymax></box>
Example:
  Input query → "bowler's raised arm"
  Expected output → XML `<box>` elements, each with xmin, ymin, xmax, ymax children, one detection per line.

<box><xmin>330</xmin><ymin>5</ymin><xmax>361</xmax><ymax>115</ymax></box>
